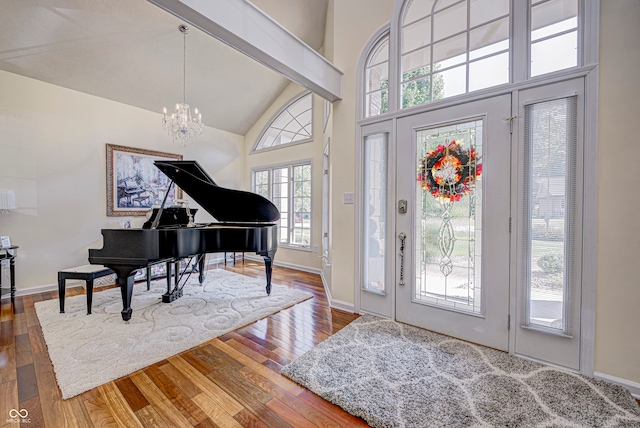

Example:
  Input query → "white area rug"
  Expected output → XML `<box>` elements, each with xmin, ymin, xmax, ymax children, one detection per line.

<box><xmin>35</xmin><ymin>269</ymin><xmax>312</xmax><ymax>399</ymax></box>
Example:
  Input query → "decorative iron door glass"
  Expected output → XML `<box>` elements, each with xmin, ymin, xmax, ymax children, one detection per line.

<box><xmin>415</xmin><ymin>120</ymin><xmax>483</xmax><ymax>313</ymax></box>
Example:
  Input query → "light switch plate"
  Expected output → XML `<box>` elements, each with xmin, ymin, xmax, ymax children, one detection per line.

<box><xmin>344</xmin><ymin>192</ymin><xmax>354</xmax><ymax>204</ymax></box>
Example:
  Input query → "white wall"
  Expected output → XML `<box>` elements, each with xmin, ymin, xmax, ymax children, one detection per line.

<box><xmin>328</xmin><ymin>0</ymin><xmax>396</xmax><ymax>303</ymax></box>
<box><xmin>0</xmin><ymin>69</ymin><xmax>245</xmax><ymax>291</ymax></box>
<box><xmin>595</xmin><ymin>0</ymin><xmax>640</xmax><ymax>386</ymax></box>
<box><xmin>244</xmin><ymin>82</ymin><xmax>324</xmax><ymax>271</ymax></box>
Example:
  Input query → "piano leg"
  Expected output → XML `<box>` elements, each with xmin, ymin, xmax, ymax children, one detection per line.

<box><xmin>119</xmin><ymin>274</ymin><xmax>135</xmax><ymax>321</ymax></box>
<box><xmin>263</xmin><ymin>253</ymin><xmax>274</xmax><ymax>295</ymax></box>
<box><xmin>198</xmin><ymin>253</ymin><xmax>206</xmax><ymax>284</ymax></box>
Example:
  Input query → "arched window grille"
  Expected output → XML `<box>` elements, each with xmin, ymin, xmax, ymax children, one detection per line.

<box><xmin>365</xmin><ymin>35</ymin><xmax>390</xmax><ymax>118</ymax></box>
<box><xmin>253</xmin><ymin>92</ymin><xmax>313</xmax><ymax>152</ymax></box>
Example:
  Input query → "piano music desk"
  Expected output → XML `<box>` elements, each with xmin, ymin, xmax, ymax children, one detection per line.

<box><xmin>58</xmin><ymin>265</ymin><xmax>115</xmax><ymax>314</ymax></box>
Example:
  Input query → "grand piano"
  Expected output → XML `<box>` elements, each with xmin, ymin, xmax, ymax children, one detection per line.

<box><xmin>89</xmin><ymin>160</ymin><xmax>280</xmax><ymax>321</ymax></box>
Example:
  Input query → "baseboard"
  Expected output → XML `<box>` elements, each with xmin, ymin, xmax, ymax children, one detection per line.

<box><xmin>594</xmin><ymin>372</ymin><xmax>640</xmax><ymax>400</ymax></box>
<box><xmin>243</xmin><ymin>254</ymin><xmax>321</xmax><ymax>275</ymax></box>
<box><xmin>7</xmin><ymin>283</ymin><xmax>59</xmax><ymax>298</ymax></box>
<box><xmin>329</xmin><ymin>299</ymin><xmax>355</xmax><ymax>313</ymax></box>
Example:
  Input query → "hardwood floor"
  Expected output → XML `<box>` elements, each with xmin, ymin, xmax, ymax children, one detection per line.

<box><xmin>0</xmin><ymin>262</ymin><xmax>369</xmax><ymax>427</ymax></box>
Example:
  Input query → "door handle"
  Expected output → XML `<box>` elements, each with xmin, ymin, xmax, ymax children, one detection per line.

<box><xmin>398</xmin><ymin>232</ymin><xmax>407</xmax><ymax>286</ymax></box>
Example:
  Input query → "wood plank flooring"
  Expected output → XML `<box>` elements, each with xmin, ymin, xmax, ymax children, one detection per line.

<box><xmin>0</xmin><ymin>261</ymin><xmax>369</xmax><ymax>427</ymax></box>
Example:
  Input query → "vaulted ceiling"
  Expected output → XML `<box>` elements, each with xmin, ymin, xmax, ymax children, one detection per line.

<box><xmin>0</xmin><ymin>0</ymin><xmax>328</xmax><ymax>135</ymax></box>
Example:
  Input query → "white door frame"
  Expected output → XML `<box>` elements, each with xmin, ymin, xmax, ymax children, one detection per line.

<box><xmin>355</xmin><ymin>66</ymin><xmax>597</xmax><ymax>376</ymax></box>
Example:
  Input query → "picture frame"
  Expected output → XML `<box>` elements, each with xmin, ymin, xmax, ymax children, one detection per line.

<box><xmin>0</xmin><ymin>236</ymin><xmax>10</xmax><ymax>248</ymax></box>
<box><xmin>106</xmin><ymin>144</ymin><xmax>183</xmax><ymax>217</ymax></box>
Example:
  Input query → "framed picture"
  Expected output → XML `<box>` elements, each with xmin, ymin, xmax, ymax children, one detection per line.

<box><xmin>0</xmin><ymin>236</ymin><xmax>10</xmax><ymax>248</ymax></box>
<box><xmin>106</xmin><ymin>144</ymin><xmax>183</xmax><ymax>216</ymax></box>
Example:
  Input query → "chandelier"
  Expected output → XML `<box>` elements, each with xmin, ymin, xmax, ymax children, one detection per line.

<box><xmin>162</xmin><ymin>24</ymin><xmax>203</xmax><ymax>147</ymax></box>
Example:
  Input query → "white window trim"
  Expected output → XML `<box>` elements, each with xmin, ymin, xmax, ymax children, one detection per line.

<box><xmin>251</xmin><ymin>91</ymin><xmax>314</xmax><ymax>154</ymax></box>
<box><xmin>355</xmin><ymin>0</ymin><xmax>599</xmax><ymax>377</ymax></box>
<box><xmin>251</xmin><ymin>159</ymin><xmax>313</xmax><ymax>250</ymax></box>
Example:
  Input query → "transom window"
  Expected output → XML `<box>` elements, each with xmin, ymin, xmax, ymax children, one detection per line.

<box><xmin>252</xmin><ymin>92</ymin><xmax>313</xmax><ymax>152</ymax></box>
<box><xmin>530</xmin><ymin>0</ymin><xmax>578</xmax><ymax>77</ymax></box>
<box><xmin>252</xmin><ymin>162</ymin><xmax>312</xmax><ymax>248</ymax></box>
<box><xmin>363</xmin><ymin>0</ymin><xmax>582</xmax><ymax>117</ymax></box>
<box><xmin>400</xmin><ymin>0</ymin><xmax>510</xmax><ymax>107</ymax></box>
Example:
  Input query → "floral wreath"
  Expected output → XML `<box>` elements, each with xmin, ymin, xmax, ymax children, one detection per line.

<box><xmin>417</xmin><ymin>140</ymin><xmax>482</xmax><ymax>202</ymax></box>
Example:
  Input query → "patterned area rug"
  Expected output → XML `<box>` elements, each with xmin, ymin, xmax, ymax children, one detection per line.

<box><xmin>282</xmin><ymin>314</ymin><xmax>640</xmax><ymax>427</ymax></box>
<box><xmin>35</xmin><ymin>269</ymin><xmax>311</xmax><ymax>399</ymax></box>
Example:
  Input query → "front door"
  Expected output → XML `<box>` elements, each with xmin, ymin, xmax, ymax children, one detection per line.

<box><xmin>395</xmin><ymin>95</ymin><xmax>512</xmax><ymax>351</ymax></box>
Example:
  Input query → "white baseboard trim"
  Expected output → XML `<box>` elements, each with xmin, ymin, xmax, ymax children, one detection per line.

<box><xmin>319</xmin><ymin>267</ymin><xmax>355</xmax><ymax>313</ymax></box>
<box><xmin>5</xmin><ymin>283</ymin><xmax>59</xmax><ymax>298</ymax></box>
<box><xmin>329</xmin><ymin>299</ymin><xmax>355</xmax><ymax>313</ymax></box>
<box><xmin>243</xmin><ymin>254</ymin><xmax>321</xmax><ymax>275</ymax></box>
<box><xmin>594</xmin><ymin>372</ymin><xmax>640</xmax><ymax>400</ymax></box>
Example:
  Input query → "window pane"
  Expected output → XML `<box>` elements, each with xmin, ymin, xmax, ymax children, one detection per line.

<box><xmin>433</xmin><ymin>64</ymin><xmax>466</xmax><ymax>99</ymax></box>
<box><xmin>402</xmin><ymin>17</ymin><xmax>432</xmax><ymax>53</ymax></box>
<box><xmin>402</xmin><ymin>47</ymin><xmax>431</xmax><ymax>80</ymax></box>
<box><xmin>404</xmin><ymin>0</ymin><xmax>435</xmax><ymax>24</ymax></box>
<box><xmin>469</xmin><ymin>17</ymin><xmax>509</xmax><ymax>59</ymax></box>
<box><xmin>369</xmin><ymin>39</ymin><xmax>389</xmax><ymax>65</ymax></box>
<box><xmin>401</xmin><ymin>76</ymin><xmax>431</xmax><ymax>108</ymax></box>
<box><xmin>433</xmin><ymin>33</ymin><xmax>466</xmax><ymax>68</ymax></box>
<box><xmin>433</xmin><ymin>1</ymin><xmax>466</xmax><ymax>41</ymax></box>
<box><xmin>434</xmin><ymin>0</ymin><xmax>461</xmax><ymax>12</ymax></box>
<box><xmin>469</xmin><ymin>52</ymin><xmax>509</xmax><ymax>91</ymax></box>
<box><xmin>363</xmin><ymin>133</ymin><xmax>388</xmax><ymax>293</ymax></box>
<box><xmin>531</xmin><ymin>0</ymin><xmax>577</xmax><ymax>34</ymax></box>
<box><xmin>531</xmin><ymin>31</ymin><xmax>577</xmax><ymax>77</ymax></box>
<box><xmin>523</xmin><ymin>97</ymin><xmax>577</xmax><ymax>332</ymax></box>
<box><xmin>470</xmin><ymin>0</ymin><xmax>509</xmax><ymax>28</ymax></box>
<box><xmin>367</xmin><ymin>62</ymin><xmax>389</xmax><ymax>91</ymax></box>
<box><xmin>367</xmin><ymin>89</ymin><xmax>388</xmax><ymax>116</ymax></box>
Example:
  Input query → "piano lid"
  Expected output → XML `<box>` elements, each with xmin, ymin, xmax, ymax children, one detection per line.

<box><xmin>154</xmin><ymin>160</ymin><xmax>280</xmax><ymax>223</ymax></box>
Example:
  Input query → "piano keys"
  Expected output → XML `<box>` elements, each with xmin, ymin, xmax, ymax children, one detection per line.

<box><xmin>89</xmin><ymin>160</ymin><xmax>279</xmax><ymax>321</ymax></box>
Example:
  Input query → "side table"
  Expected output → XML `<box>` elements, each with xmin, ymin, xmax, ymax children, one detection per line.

<box><xmin>0</xmin><ymin>245</ymin><xmax>18</xmax><ymax>304</ymax></box>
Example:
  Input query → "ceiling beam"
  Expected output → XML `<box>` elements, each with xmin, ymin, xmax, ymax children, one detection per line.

<box><xmin>147</xmin><ymin>0</ymin><xmax>343</xmax><ymax>101</ymax></box>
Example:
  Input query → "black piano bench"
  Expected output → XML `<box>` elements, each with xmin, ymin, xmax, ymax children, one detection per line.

<box><xmin>58</xmin><ymin>265</ymin><xmax>115</xmax><ymax>314</ymax></box>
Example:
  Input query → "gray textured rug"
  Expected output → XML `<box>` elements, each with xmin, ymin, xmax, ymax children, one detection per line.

<box><xmin>282</xmin><ymin>314</ymin><xmax>640</xmax><ymax>427</ymax></box>
<box><xmin>35</xmin><ymin>269</ymin><xmax>311</xmax><ymax>399</ymax></box>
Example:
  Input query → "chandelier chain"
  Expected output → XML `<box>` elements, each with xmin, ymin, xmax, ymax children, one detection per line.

<box><xmin>183</xmin><ymin>28</ymin><xmax>186</xmax><ymax>105</ymax></box>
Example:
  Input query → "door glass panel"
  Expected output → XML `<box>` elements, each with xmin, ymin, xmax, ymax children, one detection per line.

<box><xmin>363</xmin><ymin>133</ymin><xmax>388</xmax><ymax>294</ymax></box>
<box><xmin>415</xmin><ymin>119</ymin><xmax>483</xmax><ymax>313</ymax></box>
<box><xmin>523</xmin><ymin>97</ymin><xmax>577</xmax><ymax>331</ymax></box>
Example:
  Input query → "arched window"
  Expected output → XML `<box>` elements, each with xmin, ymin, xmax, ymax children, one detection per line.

<box><xmin>252</xmin><ymin>92</ymin><xmax>313</xmax><ymax>152</ymax></box>
<box><xmin>400</xmin><ymin>0</ymin><xmax>511</xmax><ymax>108</ymax></box>
<box><xmin>365</xmin><ymin>35</ymin><xmax>390</xmax><ymax>117</ymax></box>
<box><xmin>360</xmin><ymin>0</ymin><xmax>583</xmax><ymax>115</ymax></box>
